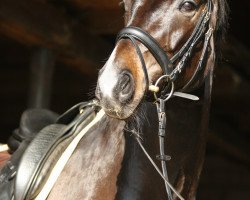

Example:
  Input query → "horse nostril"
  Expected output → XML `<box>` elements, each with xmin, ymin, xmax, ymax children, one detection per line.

<box><xmin>121</xmin><ymin>74</ymin><xmax>131</xmax><ymax>93</ymax></box>
<box><xmin>118</xmin><ymin>72</ymin><xmax>134</xmax><ymax>103</ymax></box>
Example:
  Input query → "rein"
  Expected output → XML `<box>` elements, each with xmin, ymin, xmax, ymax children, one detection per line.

<box><xmin>116</xmin><ymin>1</ymin><xmax>213</xmax><ymax>199</ymax></box>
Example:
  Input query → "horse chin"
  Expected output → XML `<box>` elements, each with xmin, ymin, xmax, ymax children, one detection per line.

<box><xmin>105</xmin><ymin>110</ymin><xmax>131</xmax><ymax>120</ymax></box>
<box><xmin>98</xmin><ymin>98</ymin><xmax>140</xmax><ymax>120</ymax></box>
<box><xmin>100</xmin><ymin>105</ymin><xmax>133</xmax><ymax>120</ymax></box>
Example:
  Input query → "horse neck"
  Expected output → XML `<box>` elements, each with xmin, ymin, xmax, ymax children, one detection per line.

<box><xmin>48</xmin><ymin>87</ymin><xmax>211</xmax><ymax>200</ymax></box>
<box><xmin>116</xmin><ymin>103</ymin><xmax>168</xmax><ymax>199</ymax></box>
<box><xmin>47</xmin><ymin>117</ymin><xmax>126</xmax><ymax>200</ymax></box>
<box><xmin>116</xmin><ymin>94</ymin><xmax>210</xmax><ymax>199</ymax></box>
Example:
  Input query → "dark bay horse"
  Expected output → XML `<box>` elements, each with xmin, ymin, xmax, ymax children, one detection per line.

<box><xmin>94</xmin><ymin>0</ymin><xmax>227</xmax><ymax>199</ymax></box>
<box><xmin>47</xmin><ymin>0</ymin><xmax>228</xmax><ymax>199</ymax></box>
<box><xmin>1</xmin><ymin>0</ymin><xmax>228</xmax><ymax>199</ymax></box>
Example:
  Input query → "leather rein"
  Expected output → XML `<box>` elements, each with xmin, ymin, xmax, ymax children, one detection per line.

<box><xmin>116</xmin><ymin>1</ymin><xmax>213</xmax><ymax>200</ymax></box>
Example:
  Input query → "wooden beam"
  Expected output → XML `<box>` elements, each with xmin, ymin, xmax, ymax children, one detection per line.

<box><xmin>0</xmin><ymin>0</ymin><xmax>113</xmax><ymax>76</ymax></box>
<box><xmin>65</xmin><ymin>0</ymin><xmax>121</xmax><ymax>10</ymax></box>
<box><xmin>28</xmin><ymin>48</ymin><xmax>55</xmax><ymax>109</ymax></box>
<box><xmin>83</xmin><ymin>8</ymin><xmax>124</xmax><ymax>34</ymax></box>
<box><xmin>52</xmin><ymin>0</ymin><xmax>124</xmax><ymax>34</ymax></box>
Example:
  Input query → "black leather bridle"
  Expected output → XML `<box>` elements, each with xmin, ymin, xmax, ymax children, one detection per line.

<box><xmin>117</xmin><ymin>0</ymin><xmax>212</xmax><ymax>96</ymax></box>
<box><xmin>116</xmin><ymin>1</ymin><xmax>213</xmax><ymax>199</ymax></box>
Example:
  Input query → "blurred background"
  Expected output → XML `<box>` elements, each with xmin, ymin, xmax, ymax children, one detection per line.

<box><xmin>0</xmin><ymin>0</ymin><xmax>249</xmax><ymax>199</ymax></box>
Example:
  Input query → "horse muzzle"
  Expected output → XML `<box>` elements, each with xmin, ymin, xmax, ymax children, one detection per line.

<box><xmin>96</xmin><ymin>69</ymin><xmax>135</xmax><ymax>119</ymax></box>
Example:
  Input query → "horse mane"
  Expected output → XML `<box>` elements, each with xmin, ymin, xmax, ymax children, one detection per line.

<box><xmin>215</xmin><ymin>0</ymin><xmax>229</xmax><ymax>44</ymax></box>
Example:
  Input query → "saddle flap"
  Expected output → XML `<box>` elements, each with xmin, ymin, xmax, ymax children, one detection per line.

<box><xmin>14</xmin><ymin>104</ymin><xmax>97</xmax><ymax>200</ymax></box>
<box><xmin>14</xmin><ymin>124</ymin><xmax>66</xmax><ymax>200</ymax></box>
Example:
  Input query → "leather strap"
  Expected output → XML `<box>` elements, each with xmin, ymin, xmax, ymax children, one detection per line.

<box><xmin>117</xmin><ymin>26</ymin><xmax>173</xmax><ymax>75</ymax></box>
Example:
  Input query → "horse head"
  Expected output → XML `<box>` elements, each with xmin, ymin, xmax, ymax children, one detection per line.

<box><xmin>96</xmin><ymin>0</ymin><xmax>226</xmax><ymax>119</ymax></box>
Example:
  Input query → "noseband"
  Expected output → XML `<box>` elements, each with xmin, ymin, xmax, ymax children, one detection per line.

<box><xmin>116</xmin><ymin>1</ymin><xmax>213</xmax><ymax>200</ymax></box>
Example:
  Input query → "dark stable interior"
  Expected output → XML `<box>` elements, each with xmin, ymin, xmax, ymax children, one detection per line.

<box><xmin>0</xmin><ymin>1</ymin><xmax>249</xmax><ymax>199</ymax></box>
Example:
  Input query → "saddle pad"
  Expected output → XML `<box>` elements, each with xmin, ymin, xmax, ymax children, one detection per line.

<box><xmin>0</xmin><ymin>144</ymin><xmax>9</xmax><ymax>152</ymax></box>
<box><xmin>0</xmin><ymin>151</ymin><xmax>10</xmax><ymax>171</ymax></box>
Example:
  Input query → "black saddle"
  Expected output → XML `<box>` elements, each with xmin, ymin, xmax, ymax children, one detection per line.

<box><xmin>0</xmin><ymin>101</ymin><xmax>98</xmax><ymax>200</ymax></box>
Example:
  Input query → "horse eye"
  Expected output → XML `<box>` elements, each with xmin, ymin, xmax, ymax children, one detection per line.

<box><xmin>180</xmin><ymin>1</ymin><xmax>197</xmax><ymax>12</ymax></box>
